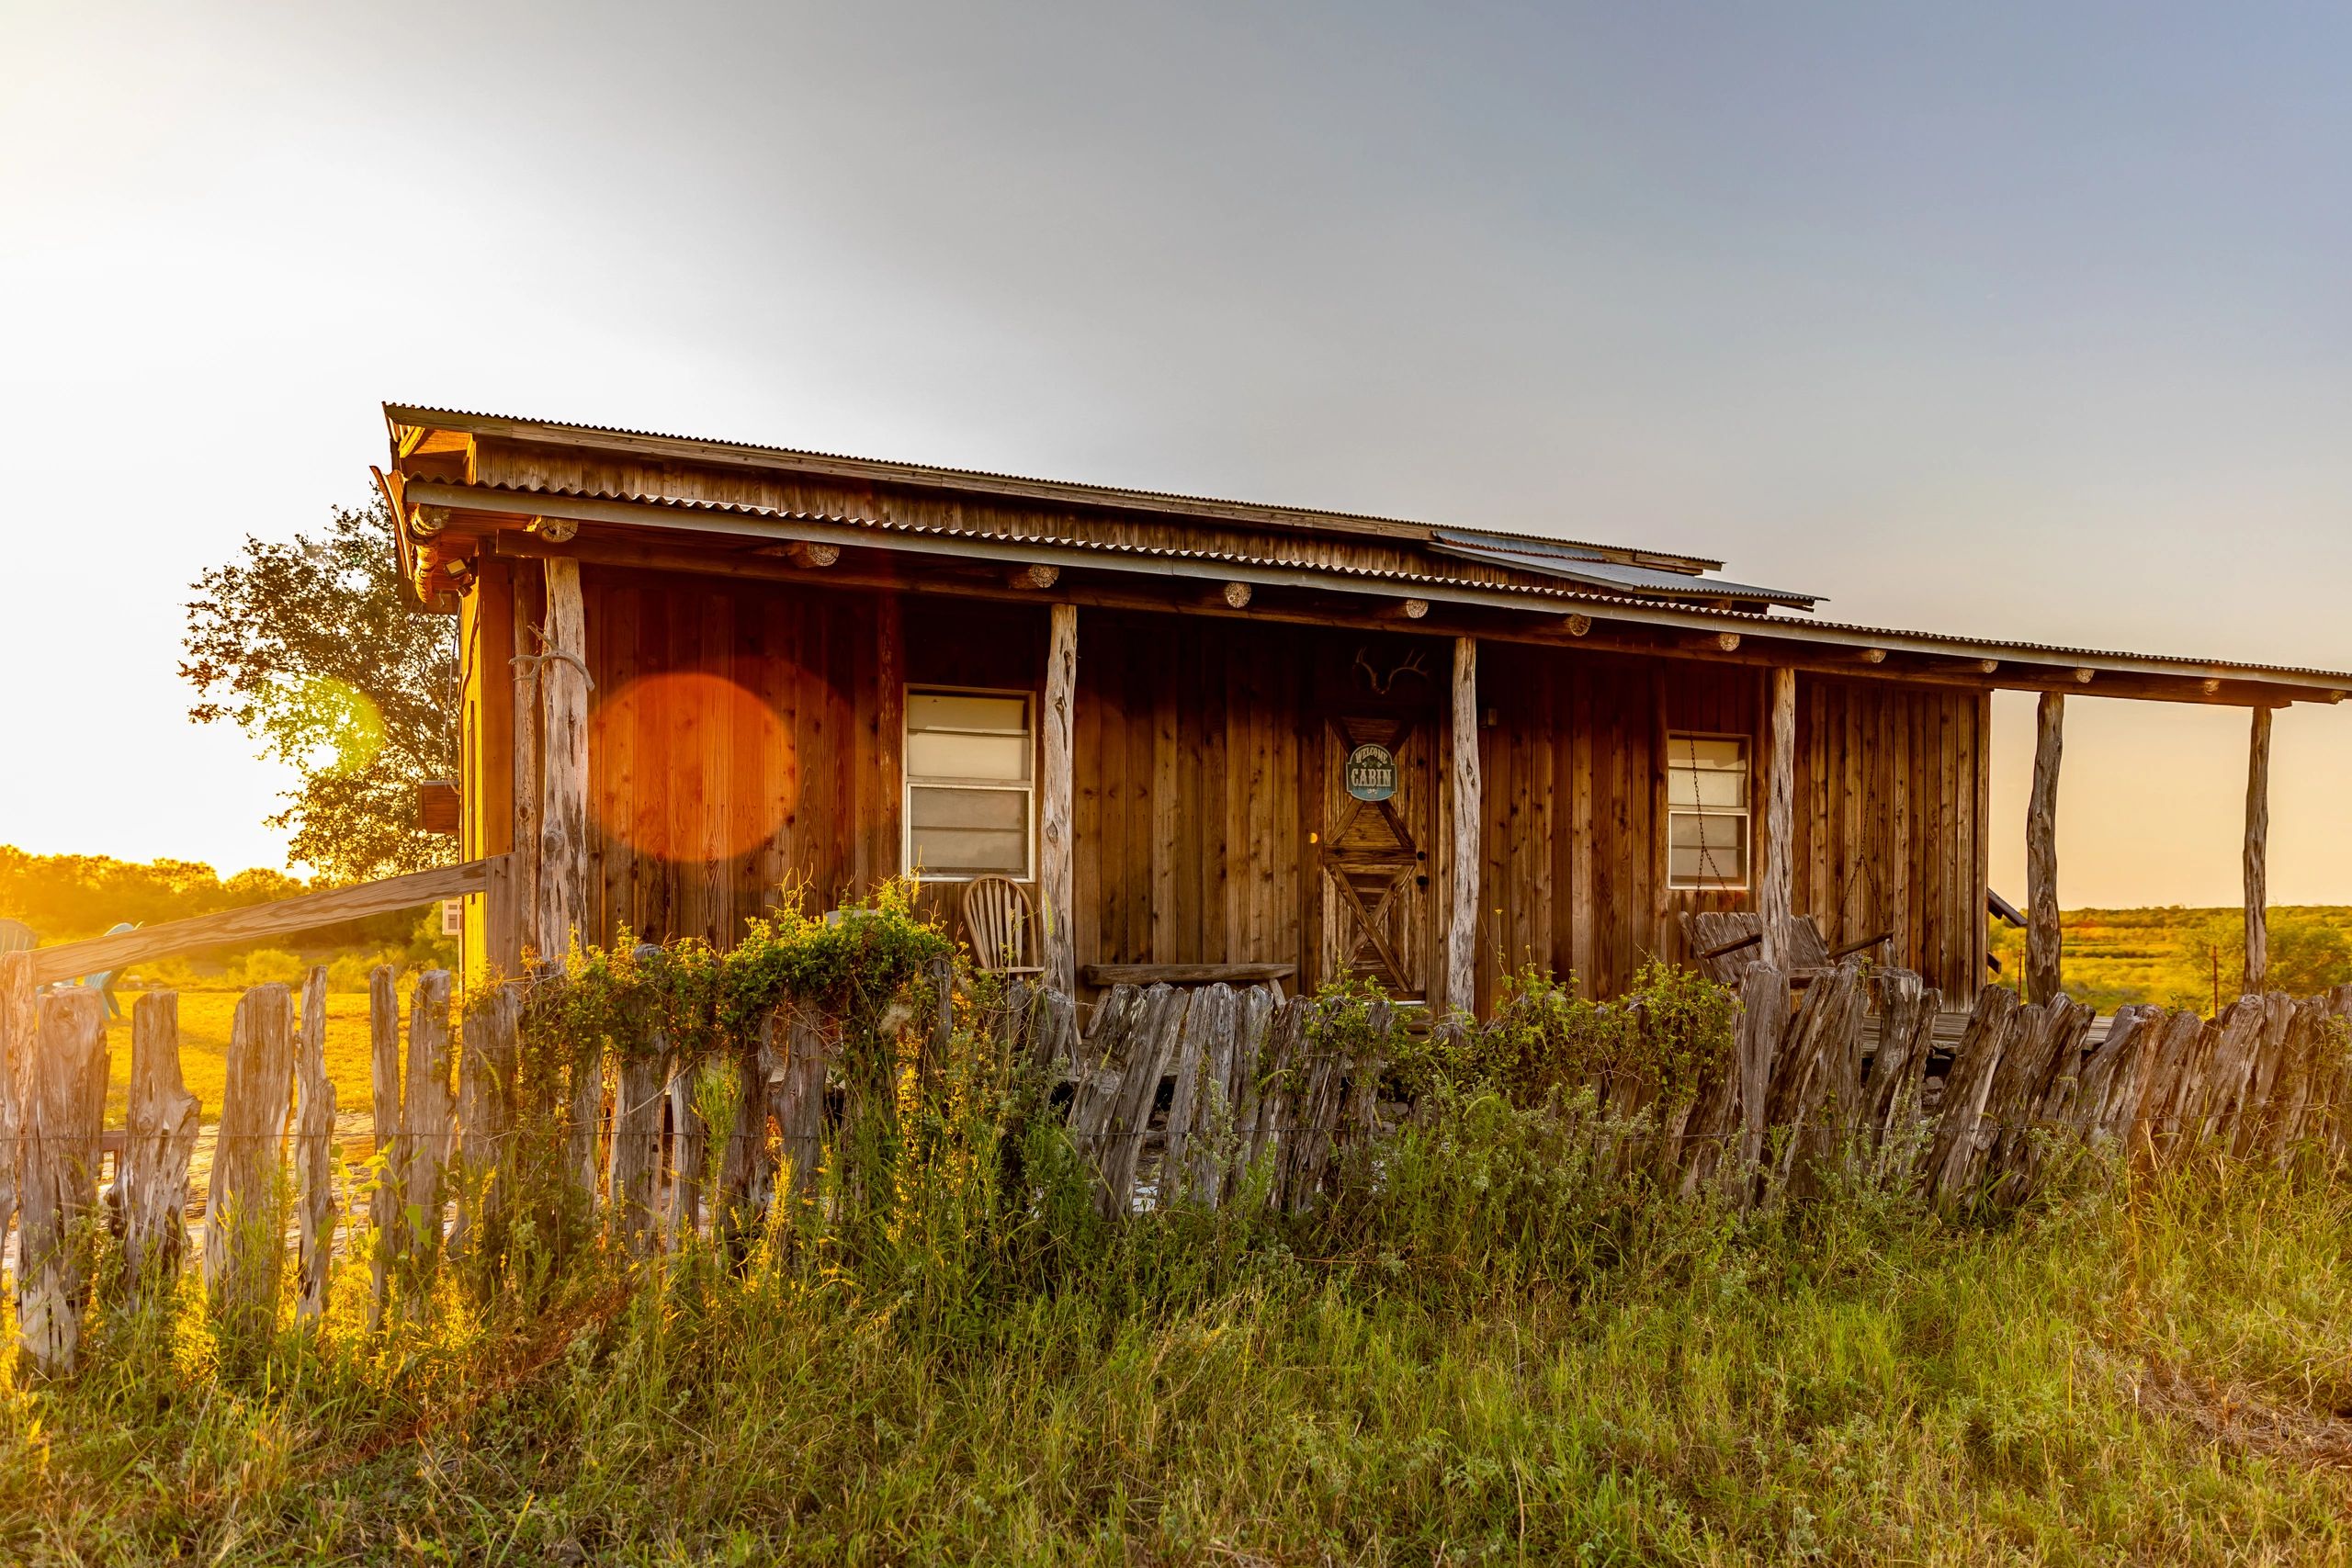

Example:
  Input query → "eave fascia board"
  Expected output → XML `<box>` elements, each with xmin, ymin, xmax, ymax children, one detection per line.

<box><xmin>400</xmin><ymin>480</ymin><xmax>2352</xmax><ymax>702</ymax></box>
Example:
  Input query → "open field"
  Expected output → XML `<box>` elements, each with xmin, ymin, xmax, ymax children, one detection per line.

<box><xmin>96</xmin><ymin>988</ymin><xmax>380</xmax><ymax>1127</ymax></box>
<box><xmin>1989</xmin><ymin>906</ymin><xmax>2352</xmax><ymax>1012</ymax></box>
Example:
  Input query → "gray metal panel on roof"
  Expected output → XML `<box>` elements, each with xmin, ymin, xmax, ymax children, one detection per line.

<box><xmin>1431</xmin><ymin>537</ymin><xmax>1822</xmax><ymax>609</ymax></box>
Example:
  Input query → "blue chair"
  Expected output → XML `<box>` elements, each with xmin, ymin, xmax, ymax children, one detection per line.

<box><xmin>81</xmin><ymin>921</ymin><xmax>138</xmax><ymax>1021</ymax></box>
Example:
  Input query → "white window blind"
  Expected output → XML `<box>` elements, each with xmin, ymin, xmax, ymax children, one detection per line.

<box><xmin>904</xmin><ymin>690</ymin><xmax>1034</xmax><ymax>880</ymax></box>
<box><xmin>1667</xmin><ymin>733</ymin><xmax>1750</xmax><ymax>890</ymax></box>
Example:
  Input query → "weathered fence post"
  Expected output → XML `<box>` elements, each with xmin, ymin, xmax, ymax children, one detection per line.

<box><xmin>122</xmin><ymin>990</ymin><xmax>200</xmax><ymax>1301</ymax></box>
<box><xmin>293</xmin><ymin>967</ymin><xmax>338</xmax><ymax>1321</ymax></box>
<box><xmin>606</xmin><ymin>956</ymin><xmax>666</xmax><ymax>1258</ymax></box>
<box><xmin>567</xmin><ymin>1018</ymin><xmax>607</xmax><ymax>1212</ymax></box>
<box><xmin>769</xmin><ymin>1013</ymin><xmax>829</xmax><ymax>1206</ymax></box>
<box><xmin>456</xmin><ymin>980</ymin><xmax>520</xmax><ymax>1269</ymax></box>
<box><xmin>666</xmin><ymin>1050</ymin><xmax>709</xmax><ymax>1242</ymax></box>
<box><xmin>1922</xmin><ymin>986</ymin><xmax>2019</xmax><ymax>1204</ymax></box>
<box><xmin>713</xmin><ymin>1043</ymin><xmax>772</xmax><ymax>1250</ymax></box>
<box><xmin>1248</xmin><ymin>997</ymin><xmax>1310</xmax><ymax>1203</ymax></box>
<box><xmin>1725</xmin><ymin>966</ymin><xmax>1789</xmax><ymax>1205</ymax></box>
<box><xmin>401</xmin><ymin>970</ymin><xmax>457</xmax><ymax>1300</ymax></box>
<box><xmin>204</xmin><ymin>983</ymin><xmax>295</xmax><ymax>1341</ymax></box>
<box><xmin>0</xmin><ymin>952</ymin><xmax>30</xmax><ymax>1257</ymax></box>
<box><xmin>1764</xmin><ymin>964</ymin><xmax>1869</xmax><ymax>1200</ymax></box>
<box><xmin>18</xmin><ymin>987</ymin><xmax>107</xmax><ymax>1377</ymax></box>
<box><xmin>1160</xmin><ymin>983</ymin><xmax>1232</xmax><ymax>1206</ymax></box>
<box><xmin>367</xmin><ymin>964</ymin><xmax>402</xmax><ymax>1326</ymax></box>
<box><xmin>1216</xmin><ymin>986</ymin><xmax>1277</xmax><ymax>1209</ymax></box>
<box><xmin>1098</xmin><ymin>986</ymin><xmax>1186</xmax><ymax>1215</ymax></box>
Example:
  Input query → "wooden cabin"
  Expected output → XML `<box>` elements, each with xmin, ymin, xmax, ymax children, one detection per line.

<box><xmin>379</xmin><ymin>405</ymin><xmax>2351</xmax><ymax>1013</ymax></box>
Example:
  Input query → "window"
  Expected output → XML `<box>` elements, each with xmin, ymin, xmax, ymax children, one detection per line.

<box><xmin>1667</xmin><ymin>733</ymin><xmax>1749</xmax><ymax>890</ymax></box>
<box><xmin>904</xmin><ymin>688</ymin><xmax>1034</xmax><ymax>880</ymax></box>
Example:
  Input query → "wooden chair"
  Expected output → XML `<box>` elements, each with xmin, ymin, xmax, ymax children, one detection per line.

<box><xmin>1680</xmin><ymin>910</ymin><xmax>1834</xmax><ymax>983</ymax></box>
<box><xmin>960</xmin><ymin>877</ymin><xmax>1044</xmax><ymax>977</ymax></box>
<box><xmin>0</xmin><ymin>919</ymin><xmax>34</xmax><ymax>955</ymax></box>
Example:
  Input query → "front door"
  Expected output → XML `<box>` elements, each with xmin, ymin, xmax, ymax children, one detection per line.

<box><xmin>1317</xmin><ymin>712</ymin><xmax>1436</xmax><ymax>999</ymax></box>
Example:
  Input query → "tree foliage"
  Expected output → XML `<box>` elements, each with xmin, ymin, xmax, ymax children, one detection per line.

<box><xmin>0</xmin><ymin>845</ymin><xmax>305</xmax><ymax>943</ymax></box>
<box><xmin>181</xmin><ymin>500</ymin><xmax>459</xmax><ymax>881</ymax></box>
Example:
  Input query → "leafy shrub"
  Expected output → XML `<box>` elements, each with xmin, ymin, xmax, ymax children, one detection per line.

<box><xmin>1385</xmin><ymin>961</ymin><xmax>1736</xmax><ymax>1112</ymax></box>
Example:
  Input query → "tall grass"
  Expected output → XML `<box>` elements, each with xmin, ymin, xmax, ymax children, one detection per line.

<box><xmin>4</xmin><ymin>971</ymin><xmax>2346</xmax><ymax>1563</ymax></box>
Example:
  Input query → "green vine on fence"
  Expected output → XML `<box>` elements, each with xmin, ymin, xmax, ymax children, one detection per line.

<box><xmin>513</xmin><ymin>879</ymin><xmax>954</xmax><ymax>1066</ymax></box>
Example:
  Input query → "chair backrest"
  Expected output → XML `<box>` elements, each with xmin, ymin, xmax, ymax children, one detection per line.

<box><xmin>1679</xmin><ymin>910</ymin><xmax>1833</xmax><ymax>982</ymax></box>
<box><xmin>960</xmin><ymin>877</ymin><xmax>1038</xmax><ymax>973</ymax></box>
<box><xmin>0</xmin><ymin>918</ymin><xmax>35</xmax><ymax>955</ymax></box>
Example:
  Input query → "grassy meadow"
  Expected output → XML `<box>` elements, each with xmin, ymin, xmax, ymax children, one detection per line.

<box><xmin>3</xmin><ymin>1125</ymin><xmax>2346</xmax><ymax>1562</ymax></box>
<box><xmin>1988</xmin><ymin>906</ymin><xmax>2352</xmax><ymax>1013</ymax></box>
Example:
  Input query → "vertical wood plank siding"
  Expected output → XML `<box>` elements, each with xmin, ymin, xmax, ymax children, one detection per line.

<box><xmin>1476</xmin><ymin>653</ymin><xmax>1988</xmax><ymax>1004</ymax></box>
<box><xmin>550</xmin><ymin>571</ymin><xmax>1985</xmax><ymax>1001</ymax></box>
<box><xmin>1072</xmin><ymin>612</ymin><xmax>1307</xmax><ymax>976</ymax></box>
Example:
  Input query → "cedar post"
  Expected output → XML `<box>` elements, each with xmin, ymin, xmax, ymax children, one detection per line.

<box><xmin>0</xmin><ymin>951</ymin><xmax>30</xmax><ymax>1252</ymax></box>
<box><xmin>204</xmin><ymin>984</ymin><xmax>296</xmax><ymax>1342</ymax></box>
<box><xmin>18</xmin><ymin>987</ymin><xmax>107</xmax><ymax>1377</ymax></box>
<box><xmin>1445</xmin><ymin>636</ymin><xmax>1481</xmax><ymax>1014</ymax></box>
<box><xmin>366</xmin><ymin>964</ymin><xmax>401</xmax><ymax>1327</ymax></box>
<box><xmin>121</xmin><ymin>990</ymin><xmax>199</xmax><ymax>1299</ymax></box>
<box><xmin>1041</xmin><ymin>603</ymin><xmax>1079</xmax><ymax>998</ymax></box>
<box><xmin>292</xmin><ymin>967</ymin><xmax>337</xmax><ymax>1320</ymax></box>
<box><xmin>2245</xmin><ymin>705</ymin><xmax>2271</xmax><ymax>996</ymax></box>
<box><xmin>2027</xmin><ymin>692</ymin><xmax>2064</xmax><ymax>1004</ymax></box>
<box><xmin>508</xmin><ymin>566</ymin><xmax>544</xmax><ymax>971</ymax></box>
<box><xmin>537</xmin><ymin>558</ymin><xmax>590</xmax><ymax>961</ymax></box>
<box><xmin>402</xmin><ymin>970</ymin><xmax>458</xmax><ymax>1283</ymax></box>
<box><xmin>1758</xmin><ymin>667</ymin><xmax>1797</xmax><ymax>968</ymax></box>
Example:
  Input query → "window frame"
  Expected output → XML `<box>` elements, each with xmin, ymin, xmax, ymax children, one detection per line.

<box><xmin>1664</xmin><ymin>728</ymin><xmax>1753</xmax><ymax>892</ymax></box>
<box><xmin>902</xmin><ymin>683</ymin><xmax>1037</xmax><ymax>884</ymax></box>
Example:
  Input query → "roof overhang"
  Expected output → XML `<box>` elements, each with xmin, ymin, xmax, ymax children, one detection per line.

<box><xmin>393</xmin><ymin>473</ymin><xmax>2352</xmax><ymax>708</ymax></box>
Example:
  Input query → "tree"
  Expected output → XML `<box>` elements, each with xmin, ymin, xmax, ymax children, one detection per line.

<box><xmin>182</xmin><ymin>500</ymin><xmax>459</xmax><ymax>882</ymax></box>
<box><xmin>2178</xmin><ymin>911</ymin><xmax>2352</xmax><ymax>1002</ymax></box>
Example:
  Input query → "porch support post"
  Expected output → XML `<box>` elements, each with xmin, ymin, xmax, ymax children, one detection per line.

<box><xmin>505</xmin><ymin>570</ymin><xmax>540</xmax><ymax>973</ymax></box>
<box><xmin>537</xmin><ymin>558</ymin><xmax>591</xmax><ymax>961</ymax></box>
<box><xmin>1445</xmin><ymin>636</ymin><xmax>1481</xmax><ymax>1014</ymax></box>
<box><xmin>2244</xmin><ymin>705</ymin><xmax>2271</xmax><ymax>996</ymax></box>
<box><xmin>1041</xmin><ymin>603</ymin><xmax>1078</xmax><ymax>998</ymax></box>
<box><xmin>1758</xmin><ymin>667</ymin><xmax>1797</xmax><ymax>968</ymax></box>
<box><xmin>2027</xmin><ymin>692</ymin><xmax>2064</xmax><ymax>1003</ymax></box>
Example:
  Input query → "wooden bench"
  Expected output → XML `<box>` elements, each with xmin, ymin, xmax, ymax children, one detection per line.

<box><xmin>1080</xmin><ymin>963</ymin><xmax>1296</xmax><ymax>1000</ymax></box>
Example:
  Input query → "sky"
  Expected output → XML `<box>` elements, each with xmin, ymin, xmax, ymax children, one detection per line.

<box><xmin>2</xmin><ymin>1</ymin><xmax>2347</xmax><ymax>907</ymax></box>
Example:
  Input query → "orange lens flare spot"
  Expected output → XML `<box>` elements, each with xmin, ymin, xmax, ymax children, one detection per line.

<box><xmin>590</xmin><ymin>671</ymin><xmax>798</xmax><ymax>862</ymax></box>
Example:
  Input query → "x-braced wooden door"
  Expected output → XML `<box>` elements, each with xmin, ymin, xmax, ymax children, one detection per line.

<box><xmin>1317</xmin><ymin>714</ymin><xmax>1434</xmax><ymax>999</ymax></box>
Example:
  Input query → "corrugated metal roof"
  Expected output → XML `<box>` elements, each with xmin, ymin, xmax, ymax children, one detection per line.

<box><xmin>1430</xmin><ymin>533</ymin><xmax>1822</xmax><ymax>610</ymax></box>
<box><xmin>383</xmin><ymin>401</ymin><xmax>1730</xmax><ymax>572</ymax></box>
<box><xmin>413</xmin><ymin>476</ymin><xmax>2352</xmax><ymax>688</ymax></box>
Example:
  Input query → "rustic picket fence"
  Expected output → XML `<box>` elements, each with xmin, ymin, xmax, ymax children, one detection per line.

<box><xmin>5</xmin><ymin>955</ymin><xmax>2348</xmax><ymax>1378</ymax></box>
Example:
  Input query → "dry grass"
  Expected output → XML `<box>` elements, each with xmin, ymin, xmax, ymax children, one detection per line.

<box><xmin>97</xmin><ymin>989</ymin><xmax>379</xmax><ymax>1124</ymax></box>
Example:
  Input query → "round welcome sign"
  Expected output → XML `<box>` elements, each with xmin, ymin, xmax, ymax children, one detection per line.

<box><xmin>1345</xmin><ymin>742</ymin><xmax>1399</xmax><ymax>802</ymax></box>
